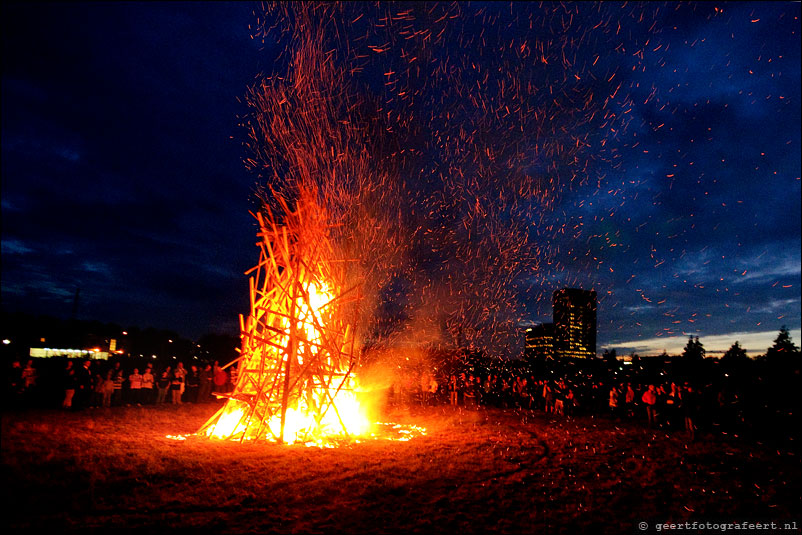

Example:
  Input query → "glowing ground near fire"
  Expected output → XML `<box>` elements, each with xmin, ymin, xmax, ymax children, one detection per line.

<box><xmin>3</xmin><ymin>403</ymin><xmax>798</xmax><ymax>534</ymax></box>
<box><xmin>168</xmin><ymin>419</ymin><xmax>427</xmax><ymax>448</ymax></box>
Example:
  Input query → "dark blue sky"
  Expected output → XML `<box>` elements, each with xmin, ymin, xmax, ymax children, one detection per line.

<box><xmin>2</xmin><ymin>2</ymin><xmax>799</xmax><ymax>355</ymax></box>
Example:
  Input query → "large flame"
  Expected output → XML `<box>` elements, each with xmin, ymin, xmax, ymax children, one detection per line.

<box><xmin>206</xmin><ymin>389</ymin><xmax>370</xmax><ymax>444</ymax></box>
<box><xmin>196</xmin><ymin>193</ymin><xmax>426</xmax><ymax>446</ymax></box>
<box><xmin>203</xmin><ymin>276</ymin><xmax>372</xmax><ymax>444</ymax></box>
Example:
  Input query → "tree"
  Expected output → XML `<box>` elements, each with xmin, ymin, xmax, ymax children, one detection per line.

<box><xmin>766</xmin><ymin>326</ymin><xmax>800</xmax><ymax>365</ymax></box>
<box><xmin>721</xmin><ymin>341</ymin><xmax>748</xmax><ymax>362</ymax></box>
<box><xmin>602</xmin><ymin>348</ymin><xmax>617</xmax><ymax>365</ymax></box>
<box><xmin>681</xmin><ymin>336</ymin><xmax>705</xmax><ymax>360</ymax></box>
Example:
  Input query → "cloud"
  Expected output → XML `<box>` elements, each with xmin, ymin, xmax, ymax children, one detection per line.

<box><xmin>604</xmin><ymin>328</ymin><xmax>802</xmax><ymax>356</ymax></box>
<box><xmin>735</xmin><ymin>256</ymin><xmax>801</xmax><ymax>283</ymax></box>
<box><xmin>749</xmin><ymin>298</ymin><xmax>801</xmax><ymax>315</ymax></box>
<box><xmin>81</xmin><ymin>261</ymin><xmax>113</xmax><ymax>277</ymax></box>
<box><xmin>1</xmin><ymin>239</ymin><xmax>33</xmax><ymax>255</ymax></box>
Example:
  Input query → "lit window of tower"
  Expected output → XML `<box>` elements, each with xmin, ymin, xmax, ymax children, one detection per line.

<box><xmin>553</xmin><ymin>288</ymin><xmax>597</xmax><ymax>359</ymax></box>
<box><xmin>525</xmin><ymin>323</ymin><xmax>555</xmax><ymax>359</ymax></box>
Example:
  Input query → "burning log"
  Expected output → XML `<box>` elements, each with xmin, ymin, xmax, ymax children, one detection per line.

<box><xmin>199</xmin><ymin>190</ymin><xmax>368</xmax><ymax>444</ymax></box>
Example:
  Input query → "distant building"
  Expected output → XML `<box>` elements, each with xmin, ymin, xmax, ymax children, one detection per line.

<box><xmin>553</xmin><ymin>288</ymin><xmax>597</xmax><ymax>359</ymax></box>
<box><xmin>525</xmin><ymin>323</ymin><xmax>555</xmax><ymax>359</ymax></box>
<box><xmin>29</xmin><ymin>347</ymin><xmax>109</xmax><ymax>359</ymax></box>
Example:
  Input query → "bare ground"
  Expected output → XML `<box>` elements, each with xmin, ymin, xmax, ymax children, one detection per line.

<box><xmin>2</xmin><ymin>402</ymin><xmax>799</xmax><ymax>534</ymax></box>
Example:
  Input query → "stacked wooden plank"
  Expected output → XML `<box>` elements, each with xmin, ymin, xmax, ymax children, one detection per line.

<box><xmin>199</xmin><ymin>190</ymin><xmax>361</xmax><ymax>443</ymax></box>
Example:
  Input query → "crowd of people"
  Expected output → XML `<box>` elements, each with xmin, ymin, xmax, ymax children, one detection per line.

<box><xmin>388</xmin><ymin>368</ymin><xmax>769</xmax><ymax>442</ymax></box>
<box><xmin>5</xmin><ymin>358</ymin><xmax>237</xmax><ymax>410</ymax></box>
<box><xmin>4</xmin><ymin>356</ymin><xmax>795</xmax><ymax>445</ymax></box>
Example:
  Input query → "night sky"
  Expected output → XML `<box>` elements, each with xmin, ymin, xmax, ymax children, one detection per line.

<box><xmin>2</xmin><ymin>2</ymin><xmax>799</xmax><ymax>356</ymax></box>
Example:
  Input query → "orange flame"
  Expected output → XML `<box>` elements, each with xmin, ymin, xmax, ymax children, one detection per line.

<box><xmin>203</xmin><ymin>278</ymin><xmax>372</xmax><ymax>444</ymax></box>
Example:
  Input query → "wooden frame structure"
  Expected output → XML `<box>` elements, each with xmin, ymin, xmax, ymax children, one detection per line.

<box><xmin>199</xmin><ymin>193</ymin><xmax>361</xmax><ymax>443</ymax></box>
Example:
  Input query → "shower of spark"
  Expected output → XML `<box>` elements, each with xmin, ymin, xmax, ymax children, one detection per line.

<box><xmin>242</xmin><ymin>2</ymin><xmax>701</xmax><ymax>357</ymax></box>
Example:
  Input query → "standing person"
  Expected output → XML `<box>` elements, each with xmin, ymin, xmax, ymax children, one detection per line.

<box><xmin>513</xmin><ymin>376</ymin><xmax>526</xmax><ymax>409</ymax></box>
<box><xmin>156</xmin><ymin>366</ymin><xmax>171</xmax><ymax>404</ymax></box>
<box><xmin>419</xmin><ymin>371</ymin><xmax>431</xmax><ymax>406</ymax></box>
<box><xmin>186</xmin><ymin>365</ymin><xmax>199</xmax><ymax>403</ymax></box>
<box><xmin>213</xmin><ymin>362</ymin><xmax>228</xmax><ymax>395</ymax></box>
<box><xmin>228</xmin><ymin>363</ymin><xmax>239</xmax><ymax>393</ymax></box>
<box><xmin>463</xmin><ymin>375</ymin><xmax>477</xmax><ymax>410</ymax></box>
<box><xmin>74</xmin><ymin>359</ymin><xmax>93</xmax><ymax>410</ymax></box>
<box><xmin>390</xmin><ymin>379</ymin><xmax>401</xmax><ymax>406</ymax></box>
<box><xmin>171</xmin><ymin>363</ymin><xmax>186</xmax><ymax>404</ymax></box>
<box><xmin>429</xmin><ymin>374</ymin><xmax>439</xmax><ymax>405</ymax></box>
<box><xmin>642</xmin><ymin>385</ymin><xmax>658</xmax><ymax>428</ymax></box>
<box><xmin>483</xmin><ymin>375</ymin><xmax>494</xmax><ymax>407</ymax></box>
<box><xmin>665</xmin><ymin>382</ymin><xmax>680</xmax><ymax>430</ymax></box>
<box><xmin>128</xmin><ymin>368</ymin><xmax>143</xmax><ymax>405</ymax></box>
<box><xmin>608</xmin><ymin>385</ymin><xmax>620</xmax><ymax>418</ymax></box>
<box><xmin>448</xmin><ymin>374</ymin><xmax>459</xmax><ymax>407</ymax></box>
<box><xmin>655</xmin><ymin>384</ymin><xmax>669</xmax><ymax>428</ymax></box>
<box><xmin>62</xmin><ymin>360</ymin><xmax>77</xmax><ymax>409</ymax></box>
<box><xmin>624</xmin><ymin>383</ymin><xmax>636</xmax><ymax>418</ymax></box>
<box><xmin>682</xmin><ymin>384</ymin><xmax>701</xmax><ymax>441</ymax></box>
<box><xmin>564</xmin><ymin>388</ymin><xmax>576</xmax><ymax>416</ymax></box>
<box><xmin>198</xmin><ymin>364</ymin><xmax>212</xmax><ymax>402</ymax></box>
<box><xmin>111</xmin><ymin>362</ymin><xmax>125</xmax><ymax>406</ymax></box>
<box><xmin>91</xmin><ymin>367</ymin><xmax>105</xmax><ymax>408</ymax></box>
<box><xmin>21</xmin><ymin>359</ymin><xmax>37</xmax><ymax>389</ymax></box>
<box><xmin>553</xmin><ymin>380</ymin><xmax>565</xmax><ymax>416</ymax></box>
<box><xmin>525</xmin><ymin>376</ymin><xmax>536</xmax><ymax>410</ymax></box>
<box><xmin>6</xmin><ymin>360</ymin><xmax>23</xmax><ymax>407</ymax></box>
<box><xmin>101</xmin><ymin>370</ymin><xmax>115</xmax><ymax>408</ymax></box>
<box><xmin>141</xmin><ymin>364</ymin><xmax>155</xmax><ymax>404</ymax></box>
<box><xmin>21</xmin><ymin>359</ymin><xmax>37</xmax><ymax>405</ymax></box>
<box><xmin>543</xmin><ymin>381</ymin><xmax>554</xmax><ymax>414</ymax></box>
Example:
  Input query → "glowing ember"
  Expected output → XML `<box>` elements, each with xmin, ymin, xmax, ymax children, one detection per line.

<box><xmin>177</xmin><ymin>419</ymin><xmax>424</xmax><ymax>448</ymax></box>
<box><xmin>205</xmin><ymin>385</ymin><xmax>371</xmax><ymax>444</ymax></box>
<box><xmin>206</xmin><ymin>408</ymin><xmax>248</xmax><ymax>440</ymax></box>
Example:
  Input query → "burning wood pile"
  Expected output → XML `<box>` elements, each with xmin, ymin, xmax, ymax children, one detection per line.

<box><xmin>199</xmin><ymin>191</ymin><xmax>368</xmax><ymax>444</ymax></box>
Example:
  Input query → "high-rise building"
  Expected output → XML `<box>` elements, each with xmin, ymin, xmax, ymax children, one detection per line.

<box><xmin>552</xmin><ymin>288</ymin><xmax>597</xmax><ymax>359</ymax></box>
<box><xmin>525</xmin><ymin>323</ymin><xmax>555</xmax><ymax>359</ymax></box>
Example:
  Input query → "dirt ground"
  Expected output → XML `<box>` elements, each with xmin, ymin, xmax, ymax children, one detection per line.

<box><xmin>2</xmin><ymin>402</ymin><xmax>799</xmax><ymax>534</ymax></box>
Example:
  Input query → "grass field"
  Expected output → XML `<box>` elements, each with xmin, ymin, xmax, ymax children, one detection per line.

<box><xmin>2</xmin><ymin>402</ymin><xmax>799</xmax><ymax>534</ymax></box>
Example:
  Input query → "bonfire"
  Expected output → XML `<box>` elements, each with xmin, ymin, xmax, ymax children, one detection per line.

<box><xmin>199</xmin><ymin>190</ymin><xmax>369</xmax><ymax>444</ymax></box>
